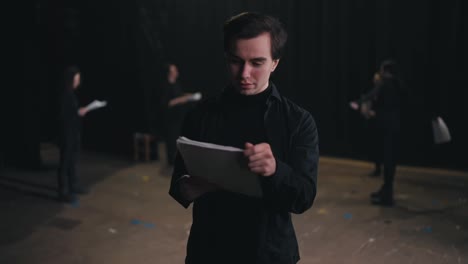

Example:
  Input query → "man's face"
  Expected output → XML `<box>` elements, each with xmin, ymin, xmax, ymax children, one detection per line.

<box><xmin>168</xmin><ymin>64</ymin><xmax>179</xmax><ymax>84</ymax></box>
<box><xmin>226</xmin><ymin>33</ymin><xmax>279</xmax><ymax>95</ymax></box>
<box><xmin>73</xmin><ymin>73</ymin><xmax>81</xmax><ymax>89</ymax></box>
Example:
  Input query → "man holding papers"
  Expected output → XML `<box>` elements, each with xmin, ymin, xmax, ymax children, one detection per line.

<box><xmin>169</xmin><ymin>12</ymin><xmax>319</xmax><ymax>264</ymax></box>
<box><xmin>58</xmin><ymin>66</ymin><xmax>105</xmax><ymax>203</ymax></box>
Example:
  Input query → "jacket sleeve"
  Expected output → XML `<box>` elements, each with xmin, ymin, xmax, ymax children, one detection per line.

<box><xmin>260</xmin><ymin>113</ymin><xmax>319</xmax><ymax>214</ymax></box>
<box><xmin>168</xmin><ymin>108</ymin><xmax>200</xmax><ymax>208</ymax></box>
<box><xmin>359</xmin><ymin>80</ymin><xmax>382</xmax><ymax>104</ymax></box>
<box><xmin>168</xmin><ymin>152</ymin><xmax>192</xmax><ymax>208</ymax></box>
<box><xmin>60</xmin><ymin>93</ymin><xmax>72</xmax><ymax>121</ymax></box>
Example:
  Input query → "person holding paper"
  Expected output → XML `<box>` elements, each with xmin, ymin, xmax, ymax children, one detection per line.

<box><xmin>57</xmin><ymin>65</ymin><xmax>89</xmax><ymax>203</ymax></box>
<box><xmin>350</xmin><ymin>59</ymin><xmax>408</xmax><ymax>206</ymax></box>
<box><xmin>169</xmin><ymin>12</ymin><xmax>319</xmax><ymax>264</ymax></box>
<box><xmin>160</xmin><ymin>63</ymin><xmax>201</xmax><ymax>167</ymax></box>
<box><xmin>350</xmin><ymin>71</ymin><xmax>382</xmax><ymax>177</ymax></box>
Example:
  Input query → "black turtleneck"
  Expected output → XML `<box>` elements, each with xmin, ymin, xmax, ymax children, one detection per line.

<box><xmin>221</xmin><ymin>85</ymin><xmax>272</xmax><ymax>149</ymax></box>
<box><xmin>188</xmin><ymin>85</ymin><xmax>273</xmax><ymax>260</ymax></box>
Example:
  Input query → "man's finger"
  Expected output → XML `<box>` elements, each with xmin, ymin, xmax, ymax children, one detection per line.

<box><xmin>247</xmin><ymin>152</ymin><xmax>270</xmax><ymax>163</ymax></box>
<box><xmin>244</xmin><ymin>142</ymin><xmax>255</xmax><ymax>156</ymax></box>
<box><xmin>245</xmin><ymin>142</ymin><xmax>254</xmax><ymax>149</ymax></box>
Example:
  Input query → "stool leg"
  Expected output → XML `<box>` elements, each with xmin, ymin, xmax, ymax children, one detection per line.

<box><xmin>134</xmin><ymin>134</ymin><xmax>138</xmax><ymax>161</ymax></box>
<box><xmin>144</xmin><ymin>135</ymin><xmax>150</xmax><ymax>162</ymax></box>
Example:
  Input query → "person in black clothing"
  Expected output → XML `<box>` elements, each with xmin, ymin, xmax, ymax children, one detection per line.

<box><xmin>57</xmin><ymin>66</ymin><xmax>89</xmax><ymax>203</ymax></box>
<box><xmin>350</xmin><ymin>59</ymin><xmax>407</xmax><ymax>206</ymax></box>
<box><xmin>160</xmin><ymin>63</ymin><xmax>200</xmax><ymax>167</ymax></box>
<box><xmin>169</xmin><ymin>12</ymin><xmax>319</xmax><ymax>264</ymax></box>
<box><xmin>351</xmin><ymin>71</ymin><xmax>383</xmax><ymax>177</ymax></box>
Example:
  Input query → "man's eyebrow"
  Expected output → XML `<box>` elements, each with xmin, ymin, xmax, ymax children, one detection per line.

<box><xmin>251</xmin><ymin>57</ymin><xmax>267</xmax><ymax>62</ymax></box>
<box><xmin>226</xmin><ymin>54</ymin><xmax>267</xmax><ymax>62</ymax></box>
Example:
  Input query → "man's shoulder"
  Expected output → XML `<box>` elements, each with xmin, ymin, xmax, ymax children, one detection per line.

<box><xmin>275</xmin><ymin>96</ymin><xmax>318</xmax><ymax>140</ymax></box>
<box><xmin>270</xmin><ymin>84</ymin><xmax>310</xmax><ymax>114</ymax></box>
<box><xmin>276</xmin><ymin>95</ymin><xmax>314</xmax><ymax>121</ymax></box>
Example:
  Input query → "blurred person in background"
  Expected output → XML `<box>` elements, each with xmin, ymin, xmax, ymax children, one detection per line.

<box><xmin>350</xmin><ymin>59</ymin><xmax>408</xmax><ymax>206</ymax></box>
<box><xmin>57</xmin><ymin>65</ymin><xmax>89</xmax><ymax>203</ymax></box>
<box><xmin>160</xmin><ymin>63</ymin><xmax>201</xmax><ymax>167</ymax></box>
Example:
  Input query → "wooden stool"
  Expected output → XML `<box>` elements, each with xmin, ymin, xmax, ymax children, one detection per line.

<box><xmin>133</xmin><ymin>133</ymin><xmax>156</xmax><ymax>161</ymax></box>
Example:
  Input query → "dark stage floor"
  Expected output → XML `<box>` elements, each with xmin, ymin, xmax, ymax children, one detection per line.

<box><xmin>0</xmin><ymin>144</ymin><xmax>467</xmax><ymax>264</ymax></box>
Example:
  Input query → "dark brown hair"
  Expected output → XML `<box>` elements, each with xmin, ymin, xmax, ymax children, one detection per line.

<box><xmin>64</xmin><ymin>65</ymin><xmax>80</xmax><ymax>91</ymax></box>
<box><xmin>223</xmin><ymin>12</ymin><xmax>288</xmax><ymax>60</ymax></box>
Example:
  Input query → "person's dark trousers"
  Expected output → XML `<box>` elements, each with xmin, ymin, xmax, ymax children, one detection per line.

<box><xmin>164</xmin><ymin>122</ymin><xmax>181</xmax><ymax>166</ymax></box>
<box><xmin>368</xmin><ymin>119</ymin><xmax>382</xmax><ymax>176</ymax></box>
<box><xmin>150</xmin><ymin>137</ymin><xmax>160</xmax><ymax>161</ymax></box>
<box><xmin>58</xmin><ymin>134</ymin><xmax>80</xmax><ymax>197</ymax></box>
<box><xmin>371</xmin><ymin>118</ymin><xmax>400</xmax><ymax>206</ymax></box>
<box><xmin>371</xmin><ymin>131</ymin><xmax>400</xmax><ymax>206</ymax></box>
<box><xmin>382</xmin><ymin>128</ymin><xmax>399</xmax><ymax>193</ymax></box>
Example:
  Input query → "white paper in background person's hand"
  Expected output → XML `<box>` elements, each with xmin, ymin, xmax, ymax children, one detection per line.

<box><xmin>84</xmin><ymin>100</ymin><xmax>107</xmax><ymax>112</ymax></box>
<box><xmin>189</xmin><ymin>92</ymin><xmax>202</xmax><ymax>102</ymax></box>
<box><xmin>432</xmin><ymin>116</ymin><xmax>451</xmax><ymax>144</ymax></box>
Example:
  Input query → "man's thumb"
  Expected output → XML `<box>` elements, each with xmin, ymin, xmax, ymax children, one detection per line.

<box><xmin>245</xmin><ymin>142</ymin><xmax>254</xmax><ymax>149</ymax></box>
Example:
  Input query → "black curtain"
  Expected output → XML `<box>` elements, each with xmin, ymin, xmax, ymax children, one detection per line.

<box><xmin>147</xmin><ymin>0</ymin><xmax>466</xmax><ymax>169</ymax></box>
<box><xmin>8</xmin><ymin>0</ymin><xmax>466</xmax><ymax>169</ymax></box>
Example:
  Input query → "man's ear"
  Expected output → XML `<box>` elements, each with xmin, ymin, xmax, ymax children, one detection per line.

<box><xmin>271</xmin><ymin>59</ymin><xmax>280</xmax><ymax>72</ymax></box>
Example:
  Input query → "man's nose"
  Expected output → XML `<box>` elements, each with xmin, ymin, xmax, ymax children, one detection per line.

<box><xmin>241</xmin><ymin>63</ymin><xmax>252</xmax><ymax>78</ymax></box>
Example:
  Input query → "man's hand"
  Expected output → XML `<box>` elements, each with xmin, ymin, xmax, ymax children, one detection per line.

<box><xmin>180</xmin><ymin>176</ymin><xmax>218</xmax><ymax>201</ymax></box>
<box><xmin>244</xmin><ymin>142</ymin><xmax>276</xmax><ymax>177</ymax></box>
<box><xmin>78</xmin><ymin>107</ymin><xmax>88</xmax><ymax>117</ymax></box>
<box><xmin>349</xmin><ymin>101</ymin><xmax>359</xmax><ymax>110</ymax></box>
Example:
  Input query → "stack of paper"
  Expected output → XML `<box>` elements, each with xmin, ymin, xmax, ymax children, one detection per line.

<box><xmin>176</xmin><ymin>137</ymin><xmax>262</xmax><ymax>197</ymax></box>
<box><xmin>84</xmin><ymin>100</ymin><xmax>107</xmax><ymax>113</ymax></box>
<box><xmin>189</xmin><ymin>92</ymin><xmax>202</xmax><ymax>102</ymax></box>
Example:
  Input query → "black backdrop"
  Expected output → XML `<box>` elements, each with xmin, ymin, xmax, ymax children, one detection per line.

<box><xmin>3</xmin><ymin>0</ymin><xmax>467</xmax><ymax>170</ymax></box>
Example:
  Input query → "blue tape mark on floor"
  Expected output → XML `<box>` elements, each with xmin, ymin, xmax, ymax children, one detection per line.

<box><xmin>130</xmin><ymin>219</ymin><xmax>141</xmax><ymax>225</ymax></box>
<box><xmin>130</xmin><ymin>219</ymin><xmax>155</xmax><ymax>229</ymax></box>
<box><xmin>422</xmin><ymin>226</ymin><xmax>433</xmax><ymax>233</ymax></box>
<box><xmin>143</xmin><ymin>223</ymin><xmax>155</xmax><ymax>229</ymax></box>
<box><xmin>71</xmin><ymin>200</ymin><xmax>80</xmax><ymax>208</ymax></box>
<box><xmin>344</xmin><ymin>213</ymin><xmax>352</xmax><ymax>220</ymax></box>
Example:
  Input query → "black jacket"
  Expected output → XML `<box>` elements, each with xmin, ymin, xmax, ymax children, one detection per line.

<box><xmin>360</xmin><ymin>75</ymin><xmax>407</xmax><ymax>132</ymax></box>
<box><xmin>169</xmin><ymin>83</ymin><xmax>319</xmax><ymax>264</ymax></box>
<box><xmin>160</xmin><ymin>81</ymin><xmax>187</xmax><ymax>125</ymax></box>
<box><xmin>59</xmin><ymin>90</ymin><xmax>81</xmax><ymax>145</ymax></box>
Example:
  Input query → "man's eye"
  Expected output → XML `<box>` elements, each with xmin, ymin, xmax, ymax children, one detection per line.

<box><xmin>252</xmin><ymin>61</ymin><xmax>264</xmax><ymax>67</ymax></box>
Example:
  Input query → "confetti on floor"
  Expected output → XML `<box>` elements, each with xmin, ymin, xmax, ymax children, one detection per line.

<box><xmin>317</xmin><ymin>208</ymin><xmax>328</xmax><ymax>215</ymax></box>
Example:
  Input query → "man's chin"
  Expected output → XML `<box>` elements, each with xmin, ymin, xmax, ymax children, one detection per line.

<box><xmin>238</xmin><ymin>86</ymin><xmax>257</xmax><ymax>95</ymax></box>
<box><xmin>239</xmin><ymin>89</ymin><xmax>250</xmax><ymax>95</ymax></box>
<box><xmin>232</xmin><ymin>84</ymin><xmax>257</xmax><ymax>95</ymax></box>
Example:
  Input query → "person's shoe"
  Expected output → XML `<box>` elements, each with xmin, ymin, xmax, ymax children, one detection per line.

<box><xmin>71</xmin><ymin>185</ymin><xmax>89</xmax><ymax>195</ymax></box>
<box><xmin>370</xmin><ymin>189</ymin><xmax>394</xmax><ymax>207</ymax></box>
<box><xmin>58</xmin><ymin>193</ymin><xmax>78</xmax><ymax>203</ymax></box>
<box><xmin>370</xmin><ymin>190</ymin><xmax>380</xmax><ymax>199</ymax></box>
